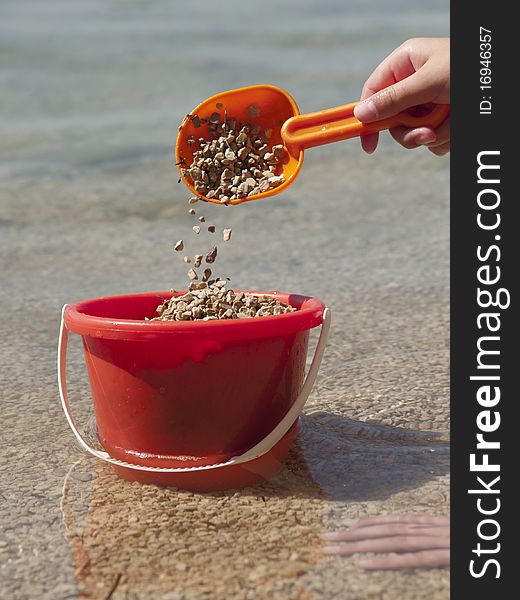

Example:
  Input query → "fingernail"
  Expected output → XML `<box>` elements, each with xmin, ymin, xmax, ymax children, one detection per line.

<box><xmin>322</xmin><ymin>545</ymin><xmax>343</xmax><ymax>554</ymax></box>
<box><xmin>354</xmin><ymin>100</ymin><xmax>378</xmax><ymax>122</ymax></box>
<box><xmin>415</xmin><ymin>129</ymin><xmax>436</xmax><ymax>145</ymax></box>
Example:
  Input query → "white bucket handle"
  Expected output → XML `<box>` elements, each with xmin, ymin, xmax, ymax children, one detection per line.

<box><xmin>58</xmin><ymin>305</ymin><xmax>330</xmax><ymax>473</ymax></box>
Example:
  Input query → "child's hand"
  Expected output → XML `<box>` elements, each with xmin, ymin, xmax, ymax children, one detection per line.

<box><xmin>321</xmin><ymin>514</ymin><xmax>450</xmax><ymax>570</ymax></box>
<box><xmin>354</xmin><ymin>38</ymin><xmax>450</xmax><ymax>156</ymax></box>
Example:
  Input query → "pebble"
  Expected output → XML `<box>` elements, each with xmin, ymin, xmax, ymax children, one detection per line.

<box><xmin>205</xmin><ymin>247</ymin><xmax>218</xmax><ymax>264</ymax></box>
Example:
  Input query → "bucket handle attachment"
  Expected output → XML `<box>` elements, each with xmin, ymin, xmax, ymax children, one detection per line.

<box><xmin>58</xmin><ymin>305</ymin><xmax>330</xmax><ymax>473</ymax></box>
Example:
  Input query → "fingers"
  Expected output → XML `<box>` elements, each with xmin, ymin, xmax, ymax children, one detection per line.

<box><xmin>354</xmin><ymin>65</ymin><xmax>440</xmax><ymax>123</ymax></box>
<box><xmin>321</xmin><ymin>514</ymin><xmax>450</xmax><ymax>571</ymax></box>
<box><xmin>360</xmin><ymin>42</ymin><xmax>417</xmax><ymax>103</ymax></box>
<box><xmin>357</xmin><ymin>47</ymin><xmax>409</xmax><ymax>155</ymax></box>
<box><xmin>322</xmin><ymin>535</ymin><xmax>449</xmax><ymax>556</ymax></box>
<box><xmin>321</xmin><ymin>524</ymin><xmax>450</xmax><ymax>542</ymax></box>
<box><xmin>342</xmin><ymin>514</ymin><xmax>449</xmax><ymax>528</ymax></box>
<box><xmin>389</xmin><ymin>126</ymin><xmax>437</xmax><ymax>148</ymax></box>
<box><xmin>361</xmin><ymin>113</ymin><xmax>449</xmax><ymax>155</ymax></box>
<box><xmin>388</xmin><ymin>116</ymin><xmax>450</xmax><ymax>152</ymax></box>
<box><xmin>358</xmin><ymin>549</ymin><xmax>450</xmax><ymax>570</ymax></box>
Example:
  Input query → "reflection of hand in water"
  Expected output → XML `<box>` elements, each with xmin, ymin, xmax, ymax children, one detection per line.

<box><xmin>321</xmin><ymin>514</ymin><xmax>449</xmax><ymax>570</ymax></box>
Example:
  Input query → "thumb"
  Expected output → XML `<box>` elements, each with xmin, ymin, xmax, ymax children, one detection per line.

<box><xmin>354</xmin><ymin>65</ymin><xmax>438</xmax><ymax>122</ymax></box>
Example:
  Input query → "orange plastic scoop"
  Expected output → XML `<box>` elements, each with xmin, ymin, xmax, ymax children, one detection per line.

<box><xmin>176</xmin><ymin>84</ymin><xmax>450</xmax><ymax>205</ymax></box>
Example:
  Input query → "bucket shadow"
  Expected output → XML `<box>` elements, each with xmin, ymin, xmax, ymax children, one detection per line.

<box><xmin>293</xmin><ymin>411</ymin><xmax>449</xmax><ymax>502</ymax></box>
<box><xmin>60</xmin><ymin>412</ymin><xmax>449</xmax><ymax>598</ymax></box>
<box><xmin>248</xmin><ymin>411</ymin><xmax>449</xmax><ymax>503</ymax></box>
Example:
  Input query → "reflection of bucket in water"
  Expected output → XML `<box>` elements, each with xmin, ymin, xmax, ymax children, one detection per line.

<box><xmin>61</xmin><ymin>440</ymin><xmax>325</xmax><ymax>599</ymax></box>
<box><xmin>58</xmin><ymin>291</ymin><xmax>330</xmax><ymax>491</ymax></box>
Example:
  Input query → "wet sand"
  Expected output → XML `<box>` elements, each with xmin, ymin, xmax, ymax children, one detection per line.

<box><xmin>1</xmin><ymin>1</ymin><xmax>449</xmax><ymax>598</ymax></box>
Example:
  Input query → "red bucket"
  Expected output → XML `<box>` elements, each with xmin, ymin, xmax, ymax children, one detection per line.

<box><xmin>58</xmin><ymin>290</ymin><xmax>330</xmax><ymax>491</ymax></box>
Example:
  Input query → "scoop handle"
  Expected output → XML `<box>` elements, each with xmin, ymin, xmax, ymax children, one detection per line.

<box><xmin>281</xmin><ymin>102</ymin><xmax>450</xmax><ymax>152</ymax></box>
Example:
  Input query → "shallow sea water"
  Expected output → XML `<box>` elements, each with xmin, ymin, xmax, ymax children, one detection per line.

<box><xmin>1</xmin><ymin>1</ymin><xmax>449</xmax><ymax>598</ymax></box>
